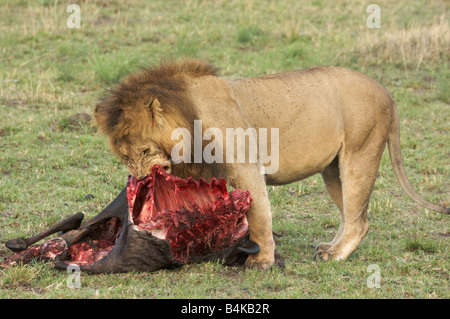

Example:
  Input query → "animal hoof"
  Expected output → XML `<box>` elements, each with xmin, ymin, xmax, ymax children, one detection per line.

<box><xmin>5</xmin><ymin>237</ymin><xmax>28</xmax><ymax>252</ymax></box>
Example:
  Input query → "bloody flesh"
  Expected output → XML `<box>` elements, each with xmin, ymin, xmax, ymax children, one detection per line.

<box><xmin>2</xmin><ymin>166</ymin><xmax>252</xmax><ymax>268</ymax></box>
<box><xmin>1</xmin><ymin>238</ymin><xmax>67</xmax><ymax>265</ymax></box>
<box><xmin>67</xmin><ymin>217</ymin><xmax>122</xmax><ymax>265</ymax></box>
<box><xmin>127</xmin><ymin>166</ymin><xmax>251</xmax><ymax>263</ymax></box>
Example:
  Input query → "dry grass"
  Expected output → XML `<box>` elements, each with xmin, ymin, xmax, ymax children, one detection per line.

<box><xmin>357</xmin><ymin>14</ymin><xmax>449</xmax><ymax>71</ymax></box>
<box><xmin>1</xmin><ymin>263</ymin><xmax>40</xmax><ymax>287</ymax></box>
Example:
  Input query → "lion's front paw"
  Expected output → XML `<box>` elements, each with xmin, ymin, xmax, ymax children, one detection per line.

<box><xmin>245</xmin><ymin>254</ymin><xmax>274</xmax><ymax>270</ymax></box>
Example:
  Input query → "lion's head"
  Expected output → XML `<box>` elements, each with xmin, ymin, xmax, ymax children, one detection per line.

<box><xmin>94</xmin><ymin>59</ymin><xmax>218</xmax><ymax>179</ymax></box>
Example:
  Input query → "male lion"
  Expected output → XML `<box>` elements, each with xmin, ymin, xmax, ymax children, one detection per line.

<box><xmin>94</xmin><ymin>59</ymin><xmax>448</xmax><ymax>270</ymax></box>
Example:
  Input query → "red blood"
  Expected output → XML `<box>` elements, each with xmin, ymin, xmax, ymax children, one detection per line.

<box><xmin>1</xmin><ymin>238</ymin><xmax>67</xmax><ymax>266</ymax></box>
<box><xmin>127</xmin><ymin>166</ymin><xmax>252</xmax><ymax>263</ymax></box>
<box><xmin>66</xmin><ymin>217</ymin><xmax>122</xmax><ymax>265</ymax></box>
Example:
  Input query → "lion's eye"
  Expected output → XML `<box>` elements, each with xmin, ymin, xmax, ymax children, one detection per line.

<box><xmin>143</xmin><ymin>148</ymin><xmax>151</xmax><ymax>155</ymax></box>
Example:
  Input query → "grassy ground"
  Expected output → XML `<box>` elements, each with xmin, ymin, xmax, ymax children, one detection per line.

<box><xmin>0</xmin><ymin>0</ymin><xmax>448</xmax><ymax>299</ymax></box>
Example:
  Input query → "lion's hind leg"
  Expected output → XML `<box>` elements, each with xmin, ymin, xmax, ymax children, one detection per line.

<box><xmin>315</xmin><ymin>136</ymin><xmax>386</xmax><ymax>261</ymax></box>
<box><xmin>315</xmin><ymin>157</ymin><xmax>345</xmax><ymax>257</ymax></box>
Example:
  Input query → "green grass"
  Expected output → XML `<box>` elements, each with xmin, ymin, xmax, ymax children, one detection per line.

<box><xmin>0</xmin><ymin>0</ymin><xmax>448</xmax><ymax>299</ymax></box>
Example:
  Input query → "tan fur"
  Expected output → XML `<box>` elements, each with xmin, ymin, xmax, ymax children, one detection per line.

<box><xmin>95</xmin><ymin>59</ymin><xmax>448</xmax><ymax>269</ymax></box>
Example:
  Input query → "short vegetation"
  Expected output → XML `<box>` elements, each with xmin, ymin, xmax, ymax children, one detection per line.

<box><xmin>0</xmin><ymin>0</ymin><xmax>448</xmax><ymax>298</ymax></box>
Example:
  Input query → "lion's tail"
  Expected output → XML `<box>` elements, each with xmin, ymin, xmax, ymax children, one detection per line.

<box><xmin>387</xmin><ymin>101</ymin><xmax>449</xmax><ymax>214</ymax></box>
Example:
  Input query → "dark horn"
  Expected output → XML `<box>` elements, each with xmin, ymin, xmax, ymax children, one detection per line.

<box><xmin>237</xmin><ymin>240</ymin><xmax>260</xmax><ymax>255</ymax></box>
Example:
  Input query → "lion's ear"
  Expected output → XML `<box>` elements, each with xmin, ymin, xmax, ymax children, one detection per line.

<box><xmin>147</xmin><ymin>98</ymin><xmax>164</xmax><ymax>126</ymax></box>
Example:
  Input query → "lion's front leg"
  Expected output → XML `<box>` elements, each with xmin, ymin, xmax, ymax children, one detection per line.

<box><xmin>229</xmin><ymin>164</ymin><xmax>275</xmax><ymax>270</ymax></box>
